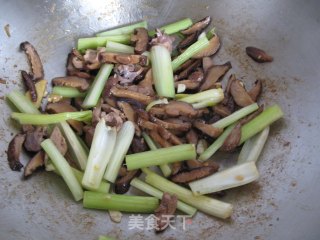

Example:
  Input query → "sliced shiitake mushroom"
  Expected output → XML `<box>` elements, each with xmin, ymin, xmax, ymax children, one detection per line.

<box><xmin>192</xmin><ymin>34</ymin><xmax>220</xmax><ymax>58</ymax></box>
<box><xmin>248</xmin><ymin>79</ymin><xmax>263</xmax><ymax>102</ymax></box>
<box><xmin>99</xmin><ymin>52</ymin><xmax>148</xmax><ymax>66</ymax></box>
<box><xmin>52</xmin><ymin>76</ymin><xmax>89</xmax><ymax>92</ymax></box>
<box><xmin>246</xmin><ymin>46</ymin><xmax>273</xmax><ymax>63</ymax></box>
<box><xmin>7</xmin><ymin>134</ymin><xmax>25</xmax><ymax>171</ymax></box>
<box><xmin>131</xmin><ymin>28</ymin><xmax>149</xmax><ymax>54</ymax></box>
<box><xmin>171</xmin><ymin>165</ymin><xmax>219</xmax><ymax>183</ymax></box>
<box><xmin>21</xmin><ymin>70</ymin><xmax>37</xmax><ymax>102</ymax></box>
<box><xmin>230</xmin><ymin>77</ymin><xmax>255</xmax><ymax>107</ymax></box>
<box><xmin>200</xmin><ymin>62</ymin><xmax>232</xmax><ymax>91</ymax></box>
<box><xmin>24</xmin><ymin>150</ymin><xmax>45</xmax><ymax>178</ymax></box>
<box><xmin>20</xmin><ymin>41</ymin><xmax>44</xmax><ymax>80</ymax></box>
<box><xmin>181</xmin><ymin>16</ymin><xmax>211</xmax><ymax>35</ymax></box>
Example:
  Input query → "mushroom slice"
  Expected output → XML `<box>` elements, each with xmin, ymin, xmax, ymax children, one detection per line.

<box><xmin>24</xmin><ymin>150</ymin><xmax>45</xmax><ymax>178</ymax></box>
<box><xmin>155</xmin><ymin>193</ymin><xmax>177</xmax><ymax>232</ymax></box>
<box><xmin>175</xmin><ymin>80</ymin><xmax>199</xmax><ymax>90</ymax></box>
<box><xmin>50</xmin><ymin>126</ymin><xmax>68</xmax><ymax>156</ymax></box>
<box><xmin>230</xmin><ymin>78</ymin><xmax>255</xmax><ymax>107</ymax></box>
<box><xmin>164</xmin><ymin>101</ymin><xmax>198</xmax><ymax>118</ymax></box>
<box><xmin>117</xmin><ymin>101</ymin><xmax>141</xmax><ymax>136</ymax></box>
<box><xmin>7</xmin><ymin>134</ymin><xmax>26</xmax><ymax>171</ymax></box>
<box><xmin>103</xmin><ymin>75</ymin><xmax>120</xmax><ymax>99</ymax></box>
<box><xmin>20</xmin><ymin>41</ymin><xmax>44</xmax><ymax>80</ymax></box>
<box><xmin>131</xmin><ymin>27</ymin><xmax>149</xmax><ymax>54</ymax></box>
<box><xmin>214</xmin><ymin>104</ymin><xmax>232</xmax><ymax>117</ymax></box>
<box><xmin>66</xmin><ymin>52</ymin><xmax>91</xmax><ymax>79</ymax></box>
<box><xmin>246</xmin><ymin>46</ymin><xmax>273</xmax><ymax>63</ymax></box>
<box><xmin>150</xmin><ymin>116</ymin><xmax>191</xmax><ymax>131</ymax></box>
<box><xmin>114</xmin><ymin>169</ymin><xmax>141</xmax><ymax>194</ymax></box>
<box><xmin>176</xmin><ymin>59</ymin><xmax>201</xmax><ymax>80</ymax></box>
<box><xmin>248</xmin><ymin>79</ymin><xmax>263</xmax><ymax>102</ymax></box>
<box><xmin>131</xmin><ymin>137</ymin><xmax>148</xmax><ymax>153</ymax></box>
<box><xmin>83</xmin><ymin>125</ymin><xmax>95</xmax><ymax>147</ymax></box>
<box><xmin>200</xmin><ymin>62</ymin><xmax>232</xmax><ymax>91</ymax></box>
<box><xmin>21</xmin><ymin>70</ymin><xmax>37</xmax><ymax>102</ymax></box>
<box><xmin>110</xmin><ymin>86</ymin><xmax>154</xmax><ymax>105</ymax></box>
<box><xmin>149</xmin><ymin>130</ymin><xmax>171</xmax><ymax>148</ymax></box>
<box><xmin>186</xmin><ymin>129</ymin><xmax>198</xmax><ymax>145</ymax></box>
<box><xmin>24</xmin><ymin>126</ymin><xmax>46</xmax><ymax>152</ymax></box>
<box><xmin>177</xmin><ymin>31</ymin><xmax>199</xmax><ymax>50</ymax></box>
<box><xmin>171</xmin><ymin>165</ymin><xmax>219</xmax><ymax>183</ymax></box>
<box><xmin>99</xmin><ymin>52</ymin><xmax>148</xmax><ymax>66</ymax></box>
<box><xmin>193</xmin><ymin>120</ymin><xmax>223</xmax><ymax>138</ymax></box>
<box><xmin>202</xmin><ymin>57</ymin><xmax>214</xmax><ymax>73</ymax></box>
<box><xmin>101</xmin><ymin>112</ymin><xmax>123</xmax><ymax>130</ymax></box>
<box><xmin>47</xmin><ymin>102</ymin><xmax>83</xmax><ymax>135</ymax></box>
<box><xmin>52</xmin><ymin>76</ymin><xmax>89</xmax><ymax>92</ymax></box>
<box><xmin>157</xmin><ymin>126</ymin><xmax>182</xmax><ymax>146</ymax></box>
<box><xmin>239</xmin><ymin>105</ymin><xmax>264</xmax><ymax>125</ymax></box>
<box><xmin>181</xmin><ymin>16</ymin><xmax>211</xmax><ymax>35</ymax></box>
<box><xmin>192</xmin><ymin>34</ymin><xmax>220</xmax><ymax>58</ymax></box>
<box><xmin>220</xmin><ymin>123</ymin><xmax>242</xmax><ymax>152</ymax></box>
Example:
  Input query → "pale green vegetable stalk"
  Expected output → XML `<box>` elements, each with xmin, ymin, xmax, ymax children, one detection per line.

<box><xmin>77</xmin><ymin>35</ymin><xmax>131</xmax><ymax>52</ymax></box>
<box><xmin>199</xmin><ymin>123</ymin><xmax>236</xmax><ymax>161</ymax></box>
<box><xmin>98</xmin><ymin>236</ymin><xmax>115</xmax><ymax>240</ymax></box>
<box><xmin>105</xmin><ymin>41</ymin><xmax>135</xmax><ymax>54</ymax></box>
<box><xmin>179</xmin><ymin>88</ymin><xmax>224</xmax><ymax>104</ymax></box>
<box><xmin>97</xmin><ymin>21</ymin><xmax>147</xmax><ymax>37</ymax></box>
<box><xmin>126</xmin><ymin>144</ymin><xmax>196</xmax><ymax>170</ymax></box>
<box><xmin>212</xmin><ymin>103</ymin><xmax>259</xmax><ymax>129</ymax></box>
<box><xmin>237</xmin><ymin>126</ymin><xmax>270</xmax><ymax>165</ymax></box>
<box><xmin>41</xmin><ymin>139</ymin><xmax>83</xmax><ymax>201</ymax></box>
<box><xmin>142</xmin><ymin>132</ymin><xmax>172</xmax><ymax>177</ymax></box>
<box><xmin>206</xmin><ymin>27</ymin><xmax>216</xmax><ymax>39</ymax></box>
<box><xmin>131</xmin><ymin>178</ymin><xmax>197</xmax><ymax>216</ymax></box>
<box><xmin>7</xmin><ymin>90</ymin><xmax>40</xmax><ymax>114</ymax></box>
<box><xmin>192</xmin><ymin>99</ymin><xmax>220</xmax><ymax>109</ymax></box>
<box><xmin>172</xmin><ymin>37</ymin><xmax>209</xmax><ymax>71</ymax></box>
<box><xmin>189</xmin><ymin>162</ymin><xmax>259</xmax><ymax>195</ymax></box>
<box><xmin>151</xmin><ymin>45</ymin><xmax>175</xmax><ymax>98</ymax></box>
<box><xmin>82</xmin><ymin>64</ymin><xmax>114</xmax><ymax>109</ymax></box>
<box><xmin>52</xmin><ymin>86</ymin><xmax>86</xmax><ymax>98</ymax></box>
<box><xmin>82</xmin><ymin>119</ymin><xmax>117</xmax><ymax>190</ymax></box>
<box><xmin>148</xmin><ymin>18</ymin><xmax>193</xmax><ymax>36</ymax></box>
<box><xmin>59</xmin><ymin>121</ymin><xmax>88</xmax><ymax>170</ymax></box>
<box><xmin>104</xmin><ymin>121</ymin><xmax>135</xmax><ymax>183</ymax></box>
<box><xmin>143</xmin><ymin>169</ymin><xmax>233</xmax><ymax>219</ymax></box>
<box><xmin>11</xmin><ymin>111</ymin><xmax>92</xmax><ymax>125</ymax></box>
<box><xmin>83</xmin><ymin>191</ymin><xmax>159</xmax><ymax>213</ymax></box>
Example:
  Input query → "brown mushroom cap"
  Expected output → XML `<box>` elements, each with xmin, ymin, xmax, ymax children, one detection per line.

<box><xmin>52</xmin><ymin>76</ymin><xmax>89</xmax><ymax>92</ymax></box>
<box><xmin>193</xmin><ymin>120</ymin><xmax>223</xmax><ymax>138</ymax></box>
<box><xmin>200</xmin><ymin>62</ymin><xmax>232</xmax><ymax>91</ymax></box>
<box><xmin>181</xmin><ymin>16</ymin><xmax>211</xmax><ymax>35</ymax></box>
<box><xmin>171</xmin><ymin>165</ymin><xmax>219</xmax><ymax>183</ymax></box>
<box><xmin>7</xmin><ymin>134</ymin><xmax>26</xmax><ymax>171</ymax></box>
<box><xmin>21</xmin><ymin>70</ymin><xmax>37</xmax><ymax>102</ymax></box>
<box><xmin>155</xmin><ymin>193</ymin><xmax>177</xmax><ymax>232</ymax></box>
<box><xmin>248</xmin><ymin>79</ymin><xmax>263</xmax><ymax>102</ymax></box>
<box><xmin>246</xmin><ymin>46</ymin><xmax>273</xmax><ymax>63</ymax></box>
<box><xmin>131</xmin><ymin>27</ymin><xmax>149</xmax><ymax>54</ymax></box>
<box><xmin>192</xmin><ymin>34</ymin><xmax>220</xmax><ymax>58</ymax></box>
<box><xmin>230</xmin><ymin>78</ymin><xmax>255</xmax><ymax>107</ymax></box>
<box><xmin>24</xmin><ymin>150</ymin><xmax>45</xmax><ymax>178</ymax></box>
<box><xmin>99</xmin><ymin>52</ymin><xmax>148</xmax><ymax>66</ymax></box>
<box><xmin>220</xmin><ymin>123</ymin><xmax>242</xmax><ymax>152</ymax></box>
<box><xmin>50</xmin><ymin>126</ymin><xmax>68</xmax><ymax>156</ymax></box>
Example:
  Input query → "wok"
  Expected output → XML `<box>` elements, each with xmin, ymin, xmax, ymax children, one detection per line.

<box><xmin>0</xmin><ymin>0</ymin><xmax>319</xmax><ymax>239</ymax></box>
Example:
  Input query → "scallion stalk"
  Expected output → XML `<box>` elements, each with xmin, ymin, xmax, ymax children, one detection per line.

<box><xmin>179</xmin><ymin>88</ymin><xmax>224</xmax><ymax>104</ymax></box>
<box><xmin>189</xmin><ymin>162</ymin><xmax>259</xmax><ymax>195</ymax></box>
<box><xmin>151</xmin><ymin>45</ymin><xmax>175</xmax><ymax>98</ymax></box>
<box><xmin>41</xmin><ymin>139</ymin><xmax>83</xmax><ymax>201</ymax></box>
<box><xmin>142</xmin><ymin>132</ymin><xmax>172</xmax><ymax>177</ymax></box>
<box><xmin>104</xmin><ymin>121</ymin><xmax>135</xmax><ymax>183</ymax></box>
<box><xmin>7</xmin><ymin>90</ymin><xmax>40</xmax><ymax>114</ymax></box>
<box><xmin>143</xmin><ymin>169</ymin><xmax>233</xmax><ymax>219</ymax></box>
<box><xmin>52</xmin><ymin>86</ymin><xmax>86</xmax><ymax>98</ymax></box>
<box><xmin>82</xmin><ymin>119</ymin><xmax>117</xmax><ymax>190</ymax></box>
<box><xmin>175</xmin><ymin>93</ymin><xmax>190</xmax><ymax>99</ymax></box>
<box><xmin>83</xmin><ymin>191</ymin><xmax>159</xmax><ymax>213</ymax></box>
<box><xmin>105</xmin><ymin>41</ymin><xmax>135</xmax><ymax>54</ymax></box>
<box><xmin>148</xmin><ymin>18</ymin><xmax>193</xmax><ymax>36</ymax></box>
<box><xmin>126</xmin><ymin>144</ymin><xmax>196</xmax><ymax>171</ymax></box>
<box><xmin>199</xmin><ymin>123</ymin><xmax>235</xmax><ymax>161</ymax></box>
<box><xmin>82</xmin><ymin>64</ymin><xmax>114</xmax><ymax>109</ymax></box>
<box><xmin>237</xmin><ymin>126</ymin><xmax>270</xmax><ymax>165</ymax></box>
<box><xmin>192</xmin><ymin>99</ymin><xmax>220</xmax><ymax>109</ymax></box>
<box><xmin>59</xmin><ymin>121</ymin><xmax>88</xmax><ymax>170</ymax></box>
<box><xmin>97</xmin><ymin>21</ymin><xmax>147</xmax><ymax>37</ymax></box>
<box><xmin>172</xmin><ymin>37</ymin><xmax>209</xmax><ymax>71</ymax></box>
<box><xmin>77</xmin><ymin>35</ymin><xmax>131</xmax><ymax>52</ymax></box>
<box><xmin>206</xmin><ymin>27</ymin><xmax>216</xmax><ymax>40</ymax></box>
<box><xmin>11</xmin><ymin>111</ymin><xmax>92</xmax><ymax>125</ymax></box>
<box><xmin>212</xmin><ymin>103</ymin><xmax>259</xmax><ymax>129</ymax></box>
<box><xmin>240</xmin><ymin>105</ymin><xmax>284</xmax><ymax>144</ymax></box>
<box><xmin>131</xmin><ymin>178</ymin><xmax>197</xmax><ymax>216</ymax></box>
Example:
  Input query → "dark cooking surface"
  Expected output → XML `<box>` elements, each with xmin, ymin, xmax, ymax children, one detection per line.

<box><xmin>0</xmin><ymin>0</ymin><xmax>319</xmax><ymax>239</ymax></box>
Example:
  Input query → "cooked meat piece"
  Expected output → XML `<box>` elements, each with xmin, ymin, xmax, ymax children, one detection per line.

<box><xmin>74</xmin><ymin>97</ymin><xmax>84</xmax><ymax>111</ymax></box>
<box><xmin>230</xmin><ymin>78</ymin><xmax>255</xmax><ymax>107</ymax></box>
<box><xmin>150</xmin><ymin>29</ymin><xmax>175</xmax><ymax>53</ymax></box>
<box><xmin>24</xmin><ymin>150</ymin><xmax>45</xmax><ymax>178</ymax></box>
<box><xmin>50</xmin><ymin>126</ymin><xmax>67</xmax><ymax>156</ymax></box>
<box><xmin>20</xmin><ymin>41</ymin><xmax>44</xmax><ymax>80</ymax></box>
<box><xmin>47</xmin><ymin>102</ymin><xmax>83</xmax><ymax>135</ymax></box>
<box><xmin>103</xmin><ymin>75</ymin><xmax>120</xmax><ymax>99</ymax></box>
<box><xmin>220</xmin><ymin>123</ymin><xmax>242</xmax><ymax>152</ymax></box>
<box><xmin>71</xmin><ymin>48</ymin><xmax>85</xmax><ymax>69</ymax></box>
<box><xmin>157</xmin><ymin>127</ymin><xmax>182</xmax><ymax>146</ymax></box>
<box><xmin>83</xmin><ymin>125</ymin><xmax>95</xmax><ymax>147</ymax></box>
<box><xmin>101</xmin><ymin>112</ymin><xmax>123</xmax><ymax>130</ymax></box>
<box><xmin>52</xmin><ymin>76</ymin><xmax>89</xmax><ymax>92</ymax></box>
<box><xmin>114</xmin><ymin>64</ymin><xmax>144</xmax><ymax>85</ymax></box>
<box><xmin>7</xmin><ymin>134</ymin><xmax>26</xmax><ymax>171</ymax></box>
<box><xmin>155</xmin><ymin>193</ymin><xmax>177</xmax><ymax>232</ymax></box>
<box><xmin>177</xmin><ymin>31</ymin><xmax>199</xmax><ymax>50</ymax></box>
<box><xmin>171</xmin><ymin>165</ymin><xmax>219</xmax><ymax>183</ymax></box>
<box><xmin>131</xmin><ymin>137</ymin><xmax>148</xmax><ymax>153</ymax></box>
<box><xmin>124</xmin><ymin>84</ymin><xmax>155</xmax><ymax>96</ymax></box>
<box><xmin>246</xmin><ymin>46</ymin><xmax>273</xmax><ymax>63</ymax></box>
<box><xmin>149</xmin><ymin>130</ymin><xmax>171</xmax><ymax>148</ymax></box>
<box><xmin>131</xmin><ymin>28</ymin><xmax>149</xmax><ymax>54</ymax></box>
<box><xmin>114</xmin><ymin>169</ymin><xmax>141</xmax><ymax>194</ymax></box>
<box><xmin>66</xmin><ymin>52</ymin><xmax>91</xmax><ymax>79</ymax></box>
<box><xmin>176</xmin><ymin>59</ymin><xmax>201</xmax><ymax>80</ymax></box>
<box><xmin>192</xmin><ymin>34</ymin><xmax>220</xmax><ymax>58</ymax></box>
<box><xmin>149</xmin><ymin>115</ymin><xmax>191</xmax><ymax>131</ymax></box>
<box><xmin>239</xmin><ymin>105</ymin><xmax>264</xmax><ymax>125</ymax></box>
<box><xmin>202</xmin><ymin>57</ymin><xmax>214</xmax><ymax>73</ymax></box>
<box><xmin>137</xmin><ymin>118</ymin><xmax>158</xmax><ymax>130</ymax></box>
<box><xmin>248</xmin><ymin>79</ymin><xmax>262</xmax><ymax>102</ymax></box>
<box><xmin>214</xmin><ymin>104</ymin><xmax>232</xmax><ymax>117</ymax></box>
<box><xmin>181</xmin><ymin>16</ymin><xmax>211</xmax><ymax>35</ymax></box>
<box><xmin>193</xmin><ymin>120</ymin><xmax>223</xmax><ymax>138</ymax></box>
<box><xmin>164</xmin><ymin>101</ymin><xmax>198</xmax><ymax>118</ymax></box>
<box><xmin>24</xmin><ymin>127</ymin><xmax>46</xmax><ymax>152</ymax></box>
<box><xmin>138</xmin><ymin>69</ymin><xmax>154</xmax><ymax>92</ymax></box>
<box><xmin>200</xmin><ymin>62</ymin><xmax>232</xmax><ymax>91</ymax></box>
<box><xmin>148</xmin><ymin>107</ymin><xmax>166</xmax><ymax>117</ymax></box>
<box><xmin>110</xmin><ymin>86</ymin><xmax>154</xmax><ymax>105</ymax></box>
<box><xmin>21</xmin><ymin>70</ymin><xmax>37</xmax><ymax>102</ymax></box>
<box><xmin>186</xmin><ymin>158</ymin><xmax>218</xmax><ymax>170</ymax></box>
<box><xmin>99</xmin><ymin>52</ymin><xmax>148</xmax><ymax>66</ymax></box>
<box><xmin>101</xmin><ymin>104</ymin><xmax>126</xmax><ymax>119</ymax></box>
<box><xmin>186</xmin><ymin>129</ymin><xmax>198</xmax><ymax>145</ymax></box>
